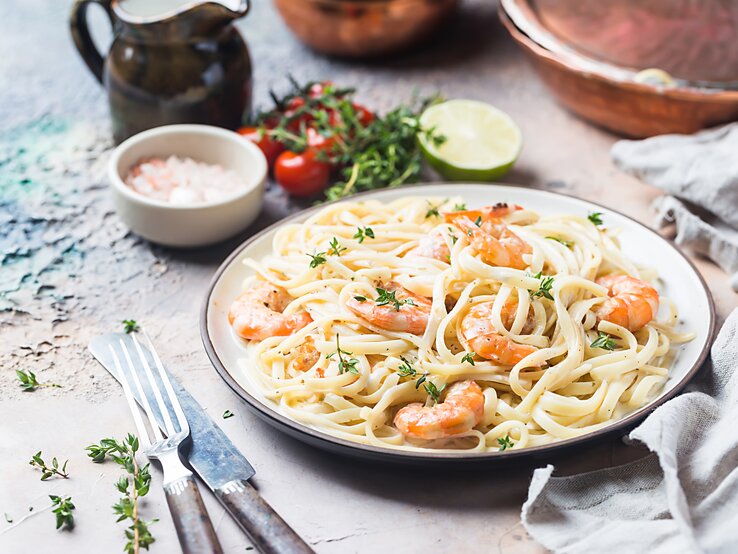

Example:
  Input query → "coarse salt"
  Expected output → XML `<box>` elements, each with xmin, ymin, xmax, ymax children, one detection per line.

<box><xmin>125</xmin><ymin>156</ymin><xmax>248</xmax><ymax>205</ymax></box>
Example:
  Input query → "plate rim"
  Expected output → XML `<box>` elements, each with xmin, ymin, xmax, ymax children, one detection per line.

<box><xmin>200</xmin><ymin>183</ymin><xmax>716</xmax><ymax>462</ymax></box>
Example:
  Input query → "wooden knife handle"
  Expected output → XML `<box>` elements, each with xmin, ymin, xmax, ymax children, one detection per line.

<box><xmin>215</xmin><ymin>479</ymin><xmax>314</xmax><ymax>554</ymax></box>
<box><xmin>164</xmin><ymin>475</ymin><xmax>224</xmax><ymax>554</ymax></box>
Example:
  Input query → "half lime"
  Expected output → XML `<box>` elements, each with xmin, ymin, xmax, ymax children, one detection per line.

<box><xmin>419</xmin><ymin>99</ymin><xmax>522</xmax><ymax>181</ymax></box>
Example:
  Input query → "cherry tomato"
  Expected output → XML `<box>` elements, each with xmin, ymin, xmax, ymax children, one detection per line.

<box><xmin>352</xmin><ymin>103</ymin><xmax>375</xmax><ymax>127</ymax></box>
<box><xmin>308</xmin><ymin>81</ymin><xmax>334</xmax><ymax>98</ymax></box>
<box><xmin>274</xmin><ymin>149</ymin><xmax>331</xmax><ymax>197</ymax></box>
<box><xmin>284</xmin><ymin>97</ymin><xmax>314</xmax><ymax>131</ymax></box>
<box><xmin>237</xmin><ymin>126</ymin><xmax>284</xmax><ymax>168</ymax></box>
<box><xmin>306</xmin><ymin>127</ymin><xmax>338</xmax><ymax>158</ymax></box>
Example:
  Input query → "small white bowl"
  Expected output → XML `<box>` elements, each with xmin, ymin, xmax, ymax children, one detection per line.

<box><xmin>108</xmin><ymin>124</ymin><xmax>267</xmax><ymax>248</ymax></box>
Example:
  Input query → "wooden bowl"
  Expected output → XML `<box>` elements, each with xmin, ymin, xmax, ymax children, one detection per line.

<box><xmin>273</xmin><ymin>0</ymin><xmax>458</xmax><ymax>58</ymax></box>
<box><xmin>500</xmin><ymin>0</ymin><xmax>738</xmax><ymax>137</ymax></box>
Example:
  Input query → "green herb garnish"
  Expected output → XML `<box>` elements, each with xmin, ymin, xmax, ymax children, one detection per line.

<box><xmin>49</xmin><ymin>495</ymin><xmax>75</xmax><ymax>530</ymax></box>
<box><xmin>453</xmin><ymin>203</ymin><xmax>467</xmax><ymax>211</ymax></box>
<box><xmin>588</xmin><ymin>212</ymin><xmax>603</xmax><ymax>226</ymax></box>
<box><xmin>423</xmin><ymin>381</ymin><xmax>446</xmax><ymax>405</ymax></box>
<box><xmin>461</xmin><ymin>352</ymin><xmax>476</xmax><ymax>366</ymax></box>
<box><xmin>545</xmin><ymin>236</ymin><xmax>573</xmax><ymax>248</ymax></box>
<box><xmin>122</xmin><ymin>319</ymin><xmax>139</xmax><ymax>334</ymax></box>
<box><xmin>29</xmin><ymin>451</ymin><xmax>69</xmax><ymax>480</ymax></box>
<box><xmin>530</xmin><ymin>271</ymin><xmax>555</xmax><ymax>301</ymax></box>
<box><xmin>327</xmin><ymin>237</ymin><xmax>347</xmax><ymax>256</ymax></box>
<box><xmin>375</xmin><ymin>287</ymin><xmax>415</xmax><ymax>311</ymax></box>
<box><xmin>86</xmin><ymin>435</ymin><xmax>157</xmax><ymax>553</ymax></box>
<box><xmin>223</xmin><ymin>410</ymin><xmax>235</xmax><ymax>419</ymax></box>
<box><xmin>327</xmin><ymin>335</ymin><xmax>360</xmax><ymax>375</ymax></box>
<box><xmin>447</xmin><ymin>227</ymin><xmax>458</xmax><ymax>245</ymax></box>
<box><xmin>353</xmin><ymin>227</ymin><xmax>375</xmax><ymax>243</ymax></box>
<box><xmin>353</xmin><ymin>295</ymin><xmax>367</xmax><ymax>302</ymax></box>
<box><xmin>474</xmin><ymin>215</ymin><xmax>482</xmax><ymax>227</ymax></box>
<box><xmin>425</xmin><ymin>200</ymin><xmax>445</xmax><ymax>219</ymax></box>
<box><xmin>307</xmin><ymin>251</ymin><xmax>327</xmax><ymax>268</ymax></box>
<box><xmin>590</xmin><ymin>331</ymin><xmax>616</xmax><ymax>351</ymax></box>
<box><xmin>396</xmin><ymin>357</ymin><xmax>418</xmax><ymax>378</ymax></box>
<box><xmin>16</xmin><ymin>369</ymin><xmax>61</xmax><ymax>392</ymax></box>
<box><xmin>497</xmin><ymin>435</ymin><xmax>514</xmax><ymax>451</ymax></box>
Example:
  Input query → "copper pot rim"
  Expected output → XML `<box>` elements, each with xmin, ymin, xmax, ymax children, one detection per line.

<box><xmin>499</xmin><ymin>3</ymin><xmax>738</xmax><ymax>103</ymax></box>
<box><xmin>276</xmin><ymin>0</ymin><xmax>452</xmax><ymax>7</ymax></box>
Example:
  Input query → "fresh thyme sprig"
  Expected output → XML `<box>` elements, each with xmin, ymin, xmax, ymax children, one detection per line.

<box><xmin>86</xmin><ymin>435</ymin><xmax>157</xmax><ymax>554</ymax></box>
<box><xmin>16</xmin><ymin>369</ymin><xmax>61</xmax><ymax>392</ymax></box>
<box><xmin>353</xmin><ymin>227</ymin><xmax>374</xmax><ymax>243</ymax></box>
<box><xmin>326</xmin><ymin>335</ymin><xmax>360</xmax><ymax>375</ymax></box>
<box><xmin>122</xmin><ymin>319</ymin><xmax>140</xmax><ymax>334</ymax></box>
<box><xmin>530</xmin><ymin>271</ymin><xmax>555</xmax><ymax>301</ymax></box>
<box><xmin>327</xmin><ymin>237</ymin><xmax>347</xmax><ymax>256</ymax></box>
<box><xmin>29</xmin><ymin>451</ymin><xmax>69</xmax><ymax>480</ymax></box>
<box><xmin>375</xmin><ymin>287</ymin><xmax>415</xmax><ymax>311</ymax></box>
<box><xmin>307</xmin><ymin>251</ymin><xmax>327</xmax><ymax>268</ymax></box>
<box><xmin>588</xmin><ymin>212</ymin><xmax>604</xmax><ymax>226</ymax></box>
<box><xmin>423</xmin><ymin>381</ymin><xmax>446</xmax><ymax>405</ymax></box>
<box><xmin>590</xmin><ymin>331</ymin><xmax>616</xmax><ymax>351</ymax></box>
<box><xmin>453</xmin><ymin>203</ymin><xmax>467</xmax><ymax>211</ymax></box>
<box><xmin>497</xmin><ymin>435</ymin><xmax>514</xmax><ymax>451</ymax></box>
<box><xmin>425</xmin><ymin>199</ymin><xmax>446</xmax><ymax>219</ymax></box>
<box><xmin>49</xmin><ymin>495</ymin><xmax>75</xmax><ymax>530</ymax></box>
<box><xmin>545</xmin><ymin>236</ymin><xmax>573</xmax><ymax>248</ymax></box>
<box><xmin>461</xmin><ymin>352</ymin><xmax>476</xmax><ymax>366</ymax></box>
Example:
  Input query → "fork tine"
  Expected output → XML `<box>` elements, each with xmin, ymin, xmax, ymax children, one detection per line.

<box><xmin>131</xmin><ymin>333</ymin><xmax>177</xmax><ymax>435</ymax></box>
<box><xmin>142</xmin><ymin>330</ymin><xmax>189</xmax><ymax>434</ymax></box>
<box><xmin>119</xmin><ymin>338</ymin><xmax>165</xmax><ymax>443</ymax></box>
<box><xmin>109</xmin><ymin>344</ymin><xmax>152</xmax><ymax>449</ymax></box>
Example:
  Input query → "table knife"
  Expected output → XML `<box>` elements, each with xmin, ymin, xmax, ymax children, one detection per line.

<box><xmin>89</xmin><ymin>333</ymin><xmax>315</xmax><ymax>554</ymax></box>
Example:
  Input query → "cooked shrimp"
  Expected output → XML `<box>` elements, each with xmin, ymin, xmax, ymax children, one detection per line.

<box><xmin>346</xmin><ymin>281</ymin><xmax>432</xmax><ymax>335</ymax></box>
<box><xmin>460</xmin><ymin>300</ymin><xmax>537</xmax><ymax>365</ymax></box>
<box><xmin>445</xmin><ymin>204</ymin><xmax>530</xmax><ymax>269</ymax></box>
<box><xmin>595</xmin><ymin>274</ymin><xmax>659</xmax><ymax>332</ymax></box>
<box><xmin>228</xmin><ymin>280</ymin><xmax>312</xmax><ymax>341</ymax></box>
<box><xmin>291</xmin><ymin>336</ymin><xmax>320</xmax><ymax>372</ymax></box>
<box><xmin>394</xmin><ymin>380</ymin><xmax>484</xmax><ymax>440</ymax></box>
<box><xmin>406</xmin><ymin>230</ymin><xmax>450</xmax><ymax>262</ymax></box>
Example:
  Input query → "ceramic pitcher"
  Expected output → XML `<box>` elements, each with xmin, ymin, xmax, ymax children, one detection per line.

<box><xmin>70</xmin><ymin>0</ymin><xmax>252</xmax><ymax>144</ymax></box>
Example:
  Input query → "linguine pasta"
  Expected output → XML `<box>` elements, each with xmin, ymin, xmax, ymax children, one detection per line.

<box><xmin>234</xmin><ymin>197</ymin><xmax>693</xmax><ymax>452</ymax></box>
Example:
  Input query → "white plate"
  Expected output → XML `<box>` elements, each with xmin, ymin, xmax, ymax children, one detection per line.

<box><xmin>201</xmin><ymin>184</ymin><xmax>715</xmax><ymax>464</ymax></box>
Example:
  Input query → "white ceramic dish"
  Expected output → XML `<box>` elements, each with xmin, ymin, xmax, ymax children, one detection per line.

<box><xmin>108</xmin><ymin>124</ymin><xmax>267</xmax><ymax>248</ymax></box>
<box><xmin>201</xmin><ymin>184</ymin><xmax>715</xmax><ymax>464</ymax></box>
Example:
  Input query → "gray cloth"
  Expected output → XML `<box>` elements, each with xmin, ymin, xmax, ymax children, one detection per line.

<box><xmin>611</xmin><ymin>123</ymin><xmax>738</xmax><ymax>290</ymax></box>
<box><xmin>522</xmin><ymin>308</ymin><xmax>738</xmax><ymax>554</ymax></box>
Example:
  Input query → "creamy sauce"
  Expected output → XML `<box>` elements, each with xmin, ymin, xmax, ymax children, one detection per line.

<box><xmin>125</xmin><ymin>156</ymin><xmax>247</xmax><ymax>205</ymax></box>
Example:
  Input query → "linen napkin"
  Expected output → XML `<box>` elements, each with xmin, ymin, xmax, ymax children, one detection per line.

<box><xmin>521</xmin><ymin>308</ymin><xmax>738</xmax><ymax>553</ymax></box>
<box><xmin>611</xmin><ymin>123</ymin><xmax>738</xmax><ymax>290</ymax></box>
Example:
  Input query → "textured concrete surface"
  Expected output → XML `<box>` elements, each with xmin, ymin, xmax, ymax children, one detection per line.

<box><xmin>1</xmin><ymin>0</ymin><xmax>736</xmax><ymax>553</ymax></box>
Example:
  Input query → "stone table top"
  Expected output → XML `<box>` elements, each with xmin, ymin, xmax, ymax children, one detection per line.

<box><xmin>1</xmin><ymin>1</ymin><xmax>736</xmax><ymax>553</ymax></box>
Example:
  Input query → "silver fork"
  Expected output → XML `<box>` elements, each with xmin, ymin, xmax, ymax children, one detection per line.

<box><xmin>110</xmin><ymin>332</ymin><xmax>223</xmax><ymax>554</ymax></box>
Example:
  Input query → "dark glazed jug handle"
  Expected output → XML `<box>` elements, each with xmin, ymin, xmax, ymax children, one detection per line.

<box><xmin>69</xmin><ymin>0</ymin><xmax>115</xmax><ymax>84</ymax></box>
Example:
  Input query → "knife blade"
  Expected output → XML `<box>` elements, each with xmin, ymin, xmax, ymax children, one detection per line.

<box><xmin>89</xmin><ymin>333</ymin><xmax>315</xmax><ymax>554</ymax></box>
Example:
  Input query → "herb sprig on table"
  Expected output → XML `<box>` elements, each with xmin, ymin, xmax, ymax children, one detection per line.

<box><xmin>49</xmin><ymin>495</ymin><xmax>75</xmax><ymax>530</ymax></box>
<box><xmin>86</xmin><ymin>435</ymin><xmax>157</xmax><ymax>554</ymax></box>
<box><xmin>16</xmin><ymin>369</ymin><xmax>61</xmax><ymax>392</ymax></box>
<box><xmin>29</xmin><ymin>451</ymin><xmax>69</xmax><ymax>480</ymax></box>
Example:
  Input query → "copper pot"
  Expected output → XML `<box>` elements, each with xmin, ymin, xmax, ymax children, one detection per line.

<box><xmin>273</xmin><ymin>0</ymin><xmax>458</xmax><ymax>58</ymax></box>
<box><xmin>499</xmin><ymin>0</ymin><xmax>738</xmax><ymax>138</ymax></box>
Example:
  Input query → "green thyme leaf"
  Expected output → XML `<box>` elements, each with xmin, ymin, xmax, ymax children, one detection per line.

<box><xmin>461</xmin><ymin>352</ymin><xmax>476</xmax><ymax>365</ymax></box>
<box><xmin>588</xmin><ymin>212</ymin><xmax>603</xmax><ymax>226</ymax></box>
<box><xmin>497</xmin><ymin>435</ymin><xmax>514</xmax><ymax>451</ymax></box>
<box><xmin>307</xmin><ymin>251</ymin><xmax>327</xmax><ymax>268</ymax></box>
<box><xmin>590</xmin><ymin>331</ymin><xmax>616</xmax><ymax>351</ymax></box>
<box><xmin>122</xmin><ymin>319</ymin><xmax>139</xmax><ymax>334</ymax></box>
<box><xmin>327</xmin><ymin>237</ymin><xmax>347</xmax><ymax>256</ymax></box>
<box><xmin>49</xmin><ymin>495</ymin><xmax>75</xmax><ymax>530</ymax></box>
<box><xmin>353</xmin><ymin>227</ymin><xmax>375</xmax><ymax>243</ymax></box>
<box><xmin>545</xmin><ymin>236</ymin><xmax>573</xmax><ymax>248</ymax></box>
<box><xmin>423</xmin><ymin>381</ymin><xmax>446</xmax><ymax>405</ymax></box>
